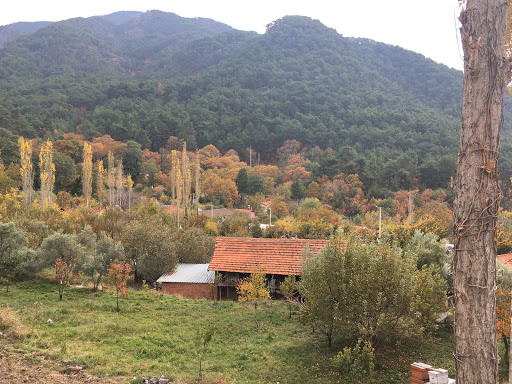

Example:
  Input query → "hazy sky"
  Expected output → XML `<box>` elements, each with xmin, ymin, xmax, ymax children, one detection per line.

<box><xmin>1</xmin><ymin>0</ymin><xmax>464</xmax><ymax>71</ymax></box>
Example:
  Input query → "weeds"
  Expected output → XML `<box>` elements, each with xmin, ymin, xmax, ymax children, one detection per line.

<box><xmin>0</xmin><ymin>278</ymin><xmax>456</xmax><ymax>384</ymax></box>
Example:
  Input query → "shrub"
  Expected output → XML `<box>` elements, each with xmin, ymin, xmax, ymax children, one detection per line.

<box><xmin>332</xmin><ymin>340</ymin><xmax>375</xmax><ymax>384</ymax></box>
<box><xmin>300</xmin><ymin>235</ymin><xmax>445</xmax><ymax>347</ymax></box>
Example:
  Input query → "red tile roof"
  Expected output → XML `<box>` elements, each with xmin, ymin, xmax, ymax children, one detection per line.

<box><xmin>208</xmin><ymin>237</ymin><xmax>329</xmax><ymax>275</ymax></box>
<box><xmin>498</xmin><ymin>253</ymin><xmax>512</xmax><ymax>266</ymax></box>
<box><xmin>234</xmin><ymin>209</ymin><xmax>255</xmax><ymax>218</ymax></box>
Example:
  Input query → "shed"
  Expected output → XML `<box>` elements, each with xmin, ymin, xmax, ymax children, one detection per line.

<box><xmin>208</xmin><ymin>237</ymin><xmax>329</xmax><ymax>300</ymax></box>
<box><xmin>157</xmin><ymin>264</ymin><xmax>217</xmax><ymax>300</ymax></box>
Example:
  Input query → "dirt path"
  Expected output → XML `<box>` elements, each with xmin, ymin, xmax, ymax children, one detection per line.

<box><xmin>0</xmin><ymin>341</ymin><xmax>124</xmax><ymax>384</ymax></box>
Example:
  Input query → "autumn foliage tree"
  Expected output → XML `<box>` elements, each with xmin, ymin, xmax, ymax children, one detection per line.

<box><xmin>108</xmin><ymin>263</ymin><xmax>131</xmax><ymax>312</ymax></box>
<box><xmin>82</xmin><ymin>142</ymin><xmax>93</xmax><ymax>206</ymax></box>
<box><xmin>278</xmin><ymin>275</ymin><xmax>298</xmax><ymax>318</ymax></box>
<box><xmin>55</xmin><ymin>253</ymin><xmax>78</xmax><ymax>301</ymax></box>
<box><xmin>18</xmin><ymin>137</ymin><xmax>33</xmax><ymax>208</ymax></box>
<box><xmin>126</xmin><ymin>174</ymin><xmax>134</xmax><ymax>213</ymax></box>
<box><xmin>39</xmin><ymin>140</ymin><xmax>55</xmax><ymax>210</ymax></box>
<box><xmin>237</xmin><ymin>272</ymin><xmax>270</xmax><ymax>331</ymax></box>
<box><xmin>97</xmin><ymin>160</ymin><xmax>106</xmax><ymax>209</ymax></box>
<box><xmin>107</xmin><ymin>151</ymin><xmax>115</xmax><ymax>207</ymax></box>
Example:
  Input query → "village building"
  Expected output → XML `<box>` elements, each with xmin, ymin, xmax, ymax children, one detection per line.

<box><xmin>260</xmin><ymin>200</ymin><xmax>272</xmax><ymax>214</ymax></box>
<box><xmin>233</xmin><ymin>209</ymin><xmax>256</xmax><ymax>219</ymax></box>
<box><xmin>157</xmin><ymin>263</ymin><xmax>217</xmax><ymax>300</ymax></box>
<box><xmin>208</xmin><ymin>237</ymin><xmax>328</xmax><ymax>300</ymax></box>
<box><xmin>498</xmin><ymin>253</ymin><xmax>512</xmax><ymax>266</ymax></box>
<box><xmin>201</xmin><ymin>208</ymin><xmax>235</xmax><ymax>219</ymax></box>
<box><xmin>200</xmin><ymin>208</ymin><xmax>256</xmax><ymax>220</ymax></box>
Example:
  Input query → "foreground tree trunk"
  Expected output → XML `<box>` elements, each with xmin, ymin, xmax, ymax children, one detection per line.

<box><xmin>254</xmin><ymin>302</ymin><xmax>259</xmax><ymax>331</ymax></box>
<box><xmin>454</xmin><ymin>1</ymin><xmax>509</xmax><ymax>383</ymax></box>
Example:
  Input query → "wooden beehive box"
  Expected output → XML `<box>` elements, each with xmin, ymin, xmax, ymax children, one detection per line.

<box><xmin>410</xmin><ymin>362</ymin><xmax>432</xmax><ymax>381</ymax></box>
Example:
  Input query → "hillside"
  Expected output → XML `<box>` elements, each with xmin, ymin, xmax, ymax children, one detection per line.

<box><xmin>0</xmin><ymin>21</ymin><xmax>52</xmax><ymax>48</ymax></box>
<box><xmin>0</xmin><ymin>11</ymin><xmax>503</xmax><ymax>196</ymax></box>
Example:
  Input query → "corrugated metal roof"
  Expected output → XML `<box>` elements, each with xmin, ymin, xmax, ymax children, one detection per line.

<box><xmin>157</xmin><ymin>264</ymin><xmax>215</xmax><ymax>284</ymax></box>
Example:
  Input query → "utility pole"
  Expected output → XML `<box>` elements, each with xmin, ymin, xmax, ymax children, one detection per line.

<box><xmin>269</xmin><ymin>207</ymin><xmax>272</xmax><ymax>226</ymax></box>
<box><xmin>250</xmin><ymin>146</ymin><xmax>252</xmax><ymax>167</ymax></box>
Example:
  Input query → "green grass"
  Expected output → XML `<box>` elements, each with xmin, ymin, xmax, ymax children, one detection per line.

<box><xmin>0</xmin><ymin>278</ymin><xmax>457</xmax><ymax>384</ymax></box>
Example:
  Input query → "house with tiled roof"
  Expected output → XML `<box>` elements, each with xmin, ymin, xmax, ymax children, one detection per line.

<box><xmin>498</xmin><ymin>253</ymin><xmax>512</xmax><ymax>267</ymax></box>
<box><xmin>234</xmin><ymin>209</ymin><xmax>256</xmax><ymax>219</ymax></box>
<box><xmin>201</xmin><ymin>208</ymin><xmax>235</xmax><ymax>219</ymax></box>
<box><xmin>208</xmin><ymin>237</ymin><xmax>328</xmax><ymax>300</ymax></box>
<box><xmin>260</xmin><ymin>200</ymin><xmax>272</xmax><ymax>214</ymax></box>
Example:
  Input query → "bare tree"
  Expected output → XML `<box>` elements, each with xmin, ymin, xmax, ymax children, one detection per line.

<box><xmin>453</xmin><ymin>1</ymin><xmax>509</xmax><ymax>382</ymax></box>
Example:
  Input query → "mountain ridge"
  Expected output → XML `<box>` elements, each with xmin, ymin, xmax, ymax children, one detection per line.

<box><xmin>0</xmin><ymin>11</ymin><xmax>497</xmax><ymax>196</ymax></box>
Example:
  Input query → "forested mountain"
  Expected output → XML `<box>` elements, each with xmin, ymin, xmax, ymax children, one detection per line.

<box><xmin>0</xmin><ymin>21</ymin><xmax>52</xmax><ymax>48</ymax></box>
<box><xmin>0</xmin><ymin>11</ymin><xmax>506</xmax><ymax>197</ymax></box>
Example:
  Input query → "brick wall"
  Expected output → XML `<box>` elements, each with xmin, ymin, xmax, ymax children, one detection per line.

<box><xmin>161</xmin><ymin>282</ymin><xmax>217</xmax><ymax>300</ymax></box>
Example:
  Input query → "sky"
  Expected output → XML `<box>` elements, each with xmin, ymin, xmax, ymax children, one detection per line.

<box><xmin>0</xmin><ymin>0</ymin><xmax>464</xmax><ymax>71</ymax></box>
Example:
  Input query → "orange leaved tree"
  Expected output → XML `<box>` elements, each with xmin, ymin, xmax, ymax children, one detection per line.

<box><xmin>55</xmin><ymin>253</ymin><xmax>78</xmax><ymax>301</ymax></box>
<box><xmin>108</xmin><ymin>263</ymin><xmax>131</xmax><ymax>312</ymax></box>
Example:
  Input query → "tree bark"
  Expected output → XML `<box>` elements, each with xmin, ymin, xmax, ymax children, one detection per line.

<box><xmin>254</xmin><ymin>302</ymin><xmax>259</xmax><ymax>331</ymax></box>
<box><xmin>510</xmin><ymin>288</ymin><xmax>512</xmax><ymax>383</ymax></box>
<box><xmin>454</xmin><ymin>1</ymin><xmax>509</xmax><ymax>383</ymax></box>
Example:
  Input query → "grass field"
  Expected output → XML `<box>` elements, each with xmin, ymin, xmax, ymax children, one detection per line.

<box><xmin>0</xmin><ymin>277</ymin><xmax>458</xmax><ymax>383</ymax></box>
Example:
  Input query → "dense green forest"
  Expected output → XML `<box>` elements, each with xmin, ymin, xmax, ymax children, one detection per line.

<box><xmin>1</xmin><ymin>10</ymin><xmax>511</xmax><ymax>197</ymax></box>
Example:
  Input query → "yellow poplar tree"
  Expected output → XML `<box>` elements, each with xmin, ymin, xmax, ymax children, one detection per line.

<box><xmin>18</xmin><ymin>137</ymin><xmax>33</xmax><ymax>207</ymax></box>
<box><xmin>176</xmin><ymin>162</ymin><xmax>183</xmax><ymax>207</ymax></box>
<box><xmin>170</xmin><ymin>150</ymin><xmax>177</xmax><ymax>200</ymax></box>
<box><xmin>186</xmin><ymin>168</ymin><xmax>192</xmax><ymax>208</ymax></box>
<box><xmin>195</xmin><ymin>154</ymin><xmax>201</xmax><ymax>205</ymax></box>
<box><xmin>116</xmin><ymin>162</ymin><xmax>123</xmax><ymax>207</ymax></box>
<box><xmin>39</xmin><ymin>140</ymin><xmax>55</xmax><ymax>210</ymax></box>
<box><xmin>181</xmin><ymin>142</ymin><xmax>189</xmax><ymax>208</ymax></box>
<box><xmin>82</xmin><ymin>142</ymin><xmax>93</xmax><ymax>206</ymax></box>
<box><xmin>126</xmin><ymin>175</ymin><xmax>133</xmax><ymax>213</ymax></box>
<box><xmin>97</xmin><ymin>161</ymin><xmax>106</xmax><ymax>210</ymax></box>
<box><xmin>107</xmin><ymin>152</ymin><xmax>115</xmax><ymax>207</ymax></box>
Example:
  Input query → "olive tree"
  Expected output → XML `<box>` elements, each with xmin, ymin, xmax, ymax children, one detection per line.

<box><xmin>121</xmin><ymin>219</ymin><xmax>178</xmax><ymax>282</ymax></box>
<box><xmin>78</xmin><ymin>225</ymin><xmax>125</xmax><ymax>290</ymax></box>
<box><xmin>0</xmin><ymin>222</ymin><xmax>34</xmax><ymax>292</ymax></box>
<box><xmin>300</xmin><ymin>235</ymin><xmax>445</xmax><ymax>348</ymax></box>
<box><xmin>37</xmin><ymin>232</ymin><xmax>84</xmax><ymax>270</ymax></box>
